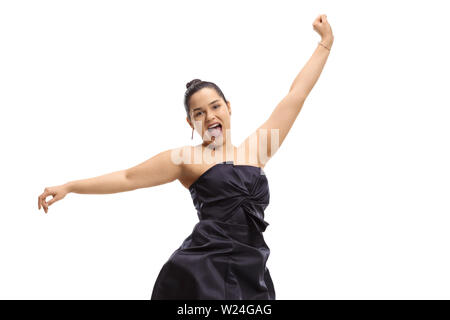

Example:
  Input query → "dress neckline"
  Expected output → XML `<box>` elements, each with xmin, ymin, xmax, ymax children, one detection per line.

<box><xmin>188</xmin><ymin>161</ymin><xmax>263</xmax><ymax>190</ymax></box>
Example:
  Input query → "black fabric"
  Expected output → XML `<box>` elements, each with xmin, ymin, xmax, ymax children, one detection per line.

<box><xmin>151</xmin><ymin>161</ymin><xmax>275</xmax><ymax>300</ymax></box>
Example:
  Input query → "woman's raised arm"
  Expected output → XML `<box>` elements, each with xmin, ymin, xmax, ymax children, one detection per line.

<box><xmin>240</xmin><ymin>14</ymin><xmax>334</xmax><ymax>166</ymax></box>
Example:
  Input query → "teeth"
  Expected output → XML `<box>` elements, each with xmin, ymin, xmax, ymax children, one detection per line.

<box><xmin>209</xmin><ymin>124</ymin><xmax>220</xmax><ymax>129</ymax></box>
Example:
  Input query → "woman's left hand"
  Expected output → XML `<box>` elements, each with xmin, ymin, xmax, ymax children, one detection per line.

<box><xmin>313</xmin><ymin>14</ymin><xmax>334</xmax><ymax>46</ymax></box>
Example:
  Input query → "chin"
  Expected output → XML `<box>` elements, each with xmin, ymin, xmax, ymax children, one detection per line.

<box><xmin>205</xmin><ymin>136</ymin><xmax>224</xmax><ymax>149</ymax></box>
<box><xmin>203</xmin><ymin>132</ymin><xmax>223</xmax><ymax>143</ymax></box>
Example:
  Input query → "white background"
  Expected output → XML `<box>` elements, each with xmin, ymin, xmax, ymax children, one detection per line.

<box><xmin>1</xmin><ymin>0</ymin><xmax>449</xmax><ymax>299</ymax></box>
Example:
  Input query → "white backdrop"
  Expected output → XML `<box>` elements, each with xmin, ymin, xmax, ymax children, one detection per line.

<box><xmin>1</xmin><ymin>0</ymin><xmax>449</xmax><ymax>299</ymax></box>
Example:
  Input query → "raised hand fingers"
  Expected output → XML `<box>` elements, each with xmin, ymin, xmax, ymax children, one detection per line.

<box><xmin>313</xmin><ymin>15</ymin><xmax>322</xmax><ymax>26</ymax></box>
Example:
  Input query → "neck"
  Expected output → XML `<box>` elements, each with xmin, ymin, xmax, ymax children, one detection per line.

<box><xmin>201</xmin><ymin>132</ymin><xmax>235</xmax><ymax>160</ymax></box>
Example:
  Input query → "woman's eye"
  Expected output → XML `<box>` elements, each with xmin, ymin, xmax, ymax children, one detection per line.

<box><xmin>194</xmin><ymin>106</ymin><xmax>218</xmax><ymax>117</ymax></box>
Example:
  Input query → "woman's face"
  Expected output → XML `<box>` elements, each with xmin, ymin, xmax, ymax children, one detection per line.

<box><xmin>187</xmin><ymin>87</ymin><xmax>231</xmax><ymax>147</ymax></box>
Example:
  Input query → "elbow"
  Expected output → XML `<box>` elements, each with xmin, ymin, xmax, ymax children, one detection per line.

<box><xmin>288</xmin><ymin>88</ymin><xmax>307</xmax><ymax>101</ymax></box>
<box><xmin>123</xmin><ymin>169</ymin><xmax>139</xmax><ymax>191</ymax></box>
<box><xmin>287</xmin><ymin>90</ymin><xmax>307</xmax><ymax>105</ymax></box>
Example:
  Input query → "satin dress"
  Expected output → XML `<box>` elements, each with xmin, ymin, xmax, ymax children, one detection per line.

<box><xmin>151</xmin><ymin>161</ymin><xmax>275</xmax><ymax>300</ymax></box>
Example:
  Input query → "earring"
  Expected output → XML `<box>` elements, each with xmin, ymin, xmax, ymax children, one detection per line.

<box><xmin>191</xmin><ymin>128</ymin><xmax>194</xmax><ymax>140</ymax></box>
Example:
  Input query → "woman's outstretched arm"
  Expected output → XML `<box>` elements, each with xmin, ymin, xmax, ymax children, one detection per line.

<box><xmin>38</xmin><ymin>148</ymin><xmax>183</xmax><ymax>213</ymax></box>
<box><xmin>241</xmin><ymin>14</ymin><xmax>334</xmax><ymax>166</ymax></box>
<box><xmin>124</xmin><ymin>148</ymin><xmax>183</xmax><ymax>190</ymax></box>
<box><xmin>66</xmin><ymin>149</ymin><xmax>182</xmax><ymax>193</ymax></box>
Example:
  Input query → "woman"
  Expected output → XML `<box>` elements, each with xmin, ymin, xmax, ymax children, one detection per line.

<box><xmin>38</xmin><ymin>14</ymin><xmax>333</xmax><ymax>299</ymax></box>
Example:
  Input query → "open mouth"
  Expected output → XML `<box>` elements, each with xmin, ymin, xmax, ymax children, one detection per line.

<box><xmin>207</xmin><ymin>123</ymin><xmax>222</xmax><ymax>136</ymax></box>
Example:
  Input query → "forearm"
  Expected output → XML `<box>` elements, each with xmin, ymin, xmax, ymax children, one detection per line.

<box><xmin>289</xmin><ymin>36</ymin><xmax>333</xmax><ymax>98</ymax></box>
<box><xmin>64</xmin><ymin>170</ymin><xmax>131</xmax><ymax>194</ymax></box>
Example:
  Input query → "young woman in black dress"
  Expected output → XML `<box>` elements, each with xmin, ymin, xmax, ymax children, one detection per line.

<box><xmin>38</xmin><ymin>14</ymin><xmax>333</xmax><ymax>299</ymax></box>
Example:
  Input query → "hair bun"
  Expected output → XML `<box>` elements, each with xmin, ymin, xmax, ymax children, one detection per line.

<box><xmin>186</xmin><ymin>79</ymin><xmax>202</xmax><ymax>90</ymax></box>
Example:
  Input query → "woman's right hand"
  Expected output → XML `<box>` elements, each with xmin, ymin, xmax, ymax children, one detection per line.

<box><xmin>38</xmin><ymin>184</ymin><xmax>70</xmax><ymax>214</ymax></box>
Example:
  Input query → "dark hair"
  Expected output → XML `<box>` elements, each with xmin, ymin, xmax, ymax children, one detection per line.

<box><xmin>184</xmin><ymin>79</ymin><xmax>228</xmax><ymax>121</ymax></box>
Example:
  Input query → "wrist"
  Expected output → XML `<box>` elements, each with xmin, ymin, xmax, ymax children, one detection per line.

<box><xmin>63</xmin><ymin>182</ymin><xmax>74</xmax><ymax>193</ymax></box>
<box><xmin>321</xmin><ymin>36</ymin><xmax>334</xmax><ymax>48</ymax></box>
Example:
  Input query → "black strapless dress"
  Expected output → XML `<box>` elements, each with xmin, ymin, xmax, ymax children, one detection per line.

<box><xmin>151</xmin><ymin>161</ymin><xmax>275</xmax><ymax>300</ymax></box>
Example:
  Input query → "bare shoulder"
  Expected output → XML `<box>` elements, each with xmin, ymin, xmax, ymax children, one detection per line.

<box><xmin>236</xmin><ymin>138</ymin><xmax>267</xmax><ymax>169</ymax></box>
<box><xmin>175</xmin><ymin>145</ymin><xmax>223</xmax><ymax>189</ymax></box>
<box><xmin>174</xmin><ymin>145</ymin><xmax>199</xmax><ymax>189</ymax></box>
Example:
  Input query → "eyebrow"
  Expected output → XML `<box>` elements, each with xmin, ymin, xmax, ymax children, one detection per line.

<box><xmin>192</xmin><ymin>99</ymin><xmax>221</xmax><ymax>112</ymax></box>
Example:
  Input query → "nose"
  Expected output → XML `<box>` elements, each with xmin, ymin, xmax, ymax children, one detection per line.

<box><xmin>205</xmin><ymin>113</ymin><xmax>217</xmax><ymax>125</ymax></box>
